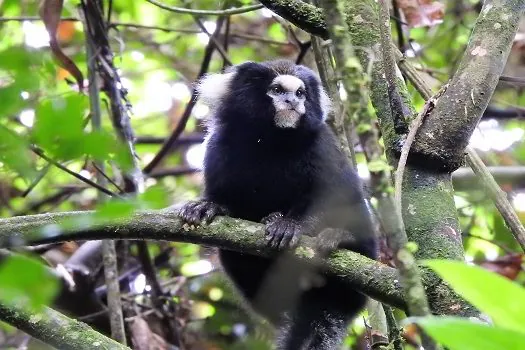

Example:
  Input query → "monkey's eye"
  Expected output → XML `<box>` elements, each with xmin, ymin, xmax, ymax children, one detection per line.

<box><xmin>296</xmin><ymin>89</ymin><xmax>306</xmax><ymax>98</ymax></box>
<box><xmin>270</xmin><ymin>85</ymin><xmax>284</xmax><ymax>94</ymax></box>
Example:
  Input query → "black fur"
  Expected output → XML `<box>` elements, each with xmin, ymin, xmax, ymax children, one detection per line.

<box><xmin>179</xmin><ymin>60</ymin><xmax>377</xmax><ymax>350</ymax></box>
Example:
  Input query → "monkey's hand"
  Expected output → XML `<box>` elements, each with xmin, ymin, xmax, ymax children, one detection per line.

<box><xmin>262</xmin><ymin>212</ymin><xmax>303</xmax><ymax>250</ymax></box>
<box><xmin>178</xmin><ymin>200</ymin><xmax>229</xmax><ymax>225</ymax></box>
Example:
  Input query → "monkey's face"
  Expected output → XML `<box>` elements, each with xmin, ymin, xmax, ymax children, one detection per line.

<box><xmin>266</xmin><ymin>75</ymin><xmax>307</xmax><ymax>128</ymax></box>
<box><xmin>197</xmin><ymin>60</ymin><xmax>331</xmax><ymax>131</ymax></box>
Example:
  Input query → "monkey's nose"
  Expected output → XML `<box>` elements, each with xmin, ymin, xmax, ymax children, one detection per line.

<box><xmin>284</xmin><ymin>94</ymin><xmax>300</xmax><ymax>108</ymax></box>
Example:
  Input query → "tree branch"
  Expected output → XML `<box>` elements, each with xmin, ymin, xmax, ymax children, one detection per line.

<box><xmin>410</xmin><ymin>0</ymin><xmax>525</xmax><ymax>170</ymax></box>
<box><xmin>4</xmin><ymin>209</ymin><xmax>402</xmax><ymax>304</ymax></box>
<box><xmin>0</xmin><ymin>208</ymin><xmax>478</xmax><ymax>317</ymax></box>
<box><xmin>144</xmin><ymin>0</ymin><xmax>263</xmax><ymax>16</ymax></box>
<box><xmin>0</xmin><ymin>302</ymin><xmax>129</xmax><ymax>350</ymax></box>
<box><xmin>258</xmin><ymin>0</ymin><xmax>327</xmax><ymax>38</ymax></box>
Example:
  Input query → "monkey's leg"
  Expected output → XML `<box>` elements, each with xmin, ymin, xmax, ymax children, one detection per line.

<box><xmin>277</xmin><ymin>279</ymin><xmax>367</xmax><ymax>350</ymax></box>
<box><xmin>219</xmin><ymin>250</ymin><xmax>305</xmax><ymax>324</ymax></box>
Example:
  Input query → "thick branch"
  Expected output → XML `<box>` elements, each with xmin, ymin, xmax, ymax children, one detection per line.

<box><xmin>259</xmin><ymin>0</ymin><xmax>477</xmax><ymax>319</ymax></box>
<box><xmin>411</xmin><ymin>0</ymin><xmax>525</xmax><ymax>170</ymax></box>
<box><xmin>0</xmin><ymin>302</ymin><xmax>129</xmax><ymax>350</ymax></box>
<box><xmin>5</xmin><ymin>211</ymin><xmax>397</xmax><ymax>303</ymax></box>
<box><xmin>258</xmin><ymin>0</ymin><xmax>327</xmax><ymax>38</ymax></box>
<box><xmin>0</xmin><ymin>209</ymin><xmax>479</xmax><ymax>317</ymax></box>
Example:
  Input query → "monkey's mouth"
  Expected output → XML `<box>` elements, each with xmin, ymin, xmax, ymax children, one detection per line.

<box><xmin>274</xmin><ymin>109</ymin><xmax>302</xmax><ymax>128</ymax></box>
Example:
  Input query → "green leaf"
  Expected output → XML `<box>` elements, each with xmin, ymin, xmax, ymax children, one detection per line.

<box><xmin>95</xmin><ymin>200</ymin><xmax>136</xmax><ymax>222</ymax></box>
<box><xmin>0</xmin><ymin>125</ymin><xmax>34</xmax><ymax>179</ymax></box>
<box><xmin>0</xmin><ymin>255</ymin><xmax>59</xmax><ymax>310</ymax></box>
<box><xmin>414</xmin><ymin>317</ymin><xmax>525</xmax><ymax>350</ymax></box>
<box><xmin>138</xmin><ymin>185</ymin><xmax>169</xmax><ymax>209</ymax></box>
<box><xmin>267</xmin><ymin>23</ymin><xmax>286</xmax><ymax>41</ymax></box>
<box><xmin>0</xmin><ymin>85</ymin><xmax>26</xmax><ymax>117</ymax></box>
<box><xmin>32</xmin><ymin>94</ymin><xmax>88</xmax><ymax>160</ymax></box>
<box><xmin>0</xmin><ymin>47</ymin><xmax>43</xmax><ymax>72</ymax></box>
<box><xmin>425</xmin><ymin>260</ymin><xmax>525</xmax><ymax>333</ymax></box>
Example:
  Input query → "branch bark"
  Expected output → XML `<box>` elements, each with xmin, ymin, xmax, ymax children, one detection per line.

<box><xmin>0</xmin><ymin>302</ymin><xmax>129</xmax><ymax>350</ymax></box>
<box><xmin>258</xmin><ymin>0</ymin><xmax>327</xmax><ymax>38</ymax></box>
<box><xmin>258</xmin><ymin>0</ymin><xmax>478</xmax><ymax>319</ymax></box>
<box><xmin>410</xmin><ymin>0</ymin><xmax>525</xmax><ymax>170</ymax></box>
<box><xmin>0</xmin><ymin>208</ymin><xmax>476</xmax><ymax>316</ymax></box>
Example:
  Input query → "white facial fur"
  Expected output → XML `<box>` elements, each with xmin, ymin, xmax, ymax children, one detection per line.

<box><xmin>273</xmin><ymin>75</ymin><xmax>304</xmax><ymax>93</ymax></box>
<box><xmin>267</xmin><ymin>75</ymin><xmax>306</xmax><ymax>128</ymax></box>
<box><xmin>197</xmin><ymin>67</ymin><xmax>332</xmax><ymax>128</ymax></box>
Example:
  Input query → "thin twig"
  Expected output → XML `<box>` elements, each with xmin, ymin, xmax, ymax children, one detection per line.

<box><xmin>466</xmin><ymin>147</ymin><xmax>525</xmax><ymax>251</ymax></box>
<box><xmin>30</xmin><ymin>146</ymin><xmax>118</xmax><ymax>197</ymax></box>
<box><xmin>194</xmin><ymin>17</ymin><xmax>232</xmax><ymax>66</ymax></box>
<box><xmin>143</xmin><ymin>17</ymin><xmax>224</xmax><ymax>174</ymax></box>
<box><xmin>377</xmin><ymin>3</ymin><xmax>437</xmax><ymax>349</ymax></box>
<box><xmin>82</xmin><ymin>0</ymin><xmax>127</xmax><ymax>344</ymax></box>
<box><xmin>21</xmin><ymin>164</ymin><xmax>52</xmax><ymax>197</ymax></box>
<box><xmin>92</xmin><ymin>162</ymin><xmax>124</xmax><ymax>193</ymax></box>
<box><xmin>144</xmin><ymin>0</ymin><xmax>263</xmax><ymax>16</ymax></box>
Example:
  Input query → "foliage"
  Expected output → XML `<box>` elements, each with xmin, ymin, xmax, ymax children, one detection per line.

<box><xmin>411</xmin><ymin>260</ymin><xmax>525</xmax><ymax>350</ymax></box>
<box><xmin>0</xmin><ymin>0</ymin><xmax>524</xmax><ymax>349</ymax></box>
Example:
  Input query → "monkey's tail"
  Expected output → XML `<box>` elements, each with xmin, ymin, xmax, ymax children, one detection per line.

<box><xmin>276</xmin><ymin>284</ymin><xmax>367</xmax><ymax>350</ymax></box>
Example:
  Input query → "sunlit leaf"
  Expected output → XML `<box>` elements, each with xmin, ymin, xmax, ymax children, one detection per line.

<box><xmin>414</xmin><ymin>317</ymin><xmax>525</xmax><ymax>350</ymax></box>
<box><xmin>32</xmin><ymin>94</ymin><xmax>88</xmax><ymax>160</ymax></box>
<box><xmin>138</xmin><ymin>185</ymin><xmax>169</xmax><ymax>209</ymax></box>
<box><xmin>0</xmin><ymin>255</ymin><xmax>59</xmax><ymax>310</ymax></box>
<box><xmin>0</xmin><ymin>125</ymin><xmax>34</xmax><ymax>179</ymax></box>
<box><xmin>425</xmin><ymin>260</ymin><xmax>525</xmax><ymax>333</ymax></box>
<box><xmin>95</xmin><ymin>199</ymin><xmax>136</xmax><ymax>222</ymax></box>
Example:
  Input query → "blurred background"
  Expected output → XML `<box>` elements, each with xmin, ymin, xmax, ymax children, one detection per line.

<box><xmin>0</xmin><ymin>0</ymin><xmax>524</xmax><ymax>349</ymax></box>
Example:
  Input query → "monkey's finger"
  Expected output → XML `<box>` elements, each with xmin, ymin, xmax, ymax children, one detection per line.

<box><xmin>279</xmin><ymin>224</ymin><xmax>300</xmax><ymax>250</ymax></box>
<box><xmin>270</xmin><ymin>225</ymin><xmax>286</xmax><ymax>249</ymax></box>
<box><xmin>186</xmin><ymin>202</ymin><xmax>206</xmax><ymax>225</ymax></box>
<box><xmin>202</xmin><ymin>206</ymin><xmax>219</xmax><ymax>224</ymax></box>
<box><xmin>265</xmin><ymin>223</ymin><xmax>279</xmax><ymax>247</ymax></box>
<box><xmin>179</xmin><ymin>202</ymin><xmax>198</xmax><ymax>222</ymax></box>
<box><xmin>261</xmin><ymin>212</ymin><xmax>283</xmax><ymax>225</ymax></box>
<box><xmin>289</xmin><ymin>227</ymin><xmax>301</xmax><ymax>248</ymax></box>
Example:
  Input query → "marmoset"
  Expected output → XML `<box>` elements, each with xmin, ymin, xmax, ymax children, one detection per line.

<box><xmin>179</xmin><ymin>60</ymin><xmax>377</xmax><ymax>350</ymax></box>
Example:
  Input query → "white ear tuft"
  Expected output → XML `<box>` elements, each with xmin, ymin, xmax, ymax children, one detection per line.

<box><xmin>319</xmin><ymin>88</ymin><xmax>332</xmax><ymax>120</ymax></box>
<box><xmin>196</xmin><ymin>72</ymin><xmax>236</xmax><ymax>107</ymax></box>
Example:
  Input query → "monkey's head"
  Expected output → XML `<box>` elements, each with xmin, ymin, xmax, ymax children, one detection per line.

<box><xmin>197</xmin><ymin>60</ymin><xmax>331</xmax><ymax>131</ymax></box>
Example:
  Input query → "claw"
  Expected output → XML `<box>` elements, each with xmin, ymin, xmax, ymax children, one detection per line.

<box><xmin>265</xmin><ymin>216</ymin><xmax>302</xmax><ymax>250</ymax></box>
<box><xmin>178</xmin><ymin>200</ymin><xmax>229</xmax><ymax>225</ymax></box>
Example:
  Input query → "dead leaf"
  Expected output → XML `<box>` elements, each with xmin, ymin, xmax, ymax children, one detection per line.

<box><xmin>479</xmin><ymin>253</ymin><xmax>524</xmax><ymax>280</ymax></box>
<box><xmin>57</xmin><ymin>20</ymin><xmax>76</xmax><ymax>42</ymax></box>
<box><xmin>39</xmin><ymin>0</ymin><xmax>84</xmax><ymax>91</ymax></box>
<box><xmin>395</xmin><ymin>0</ymin><xmax>445</xmax><ymax>28</ymax></box>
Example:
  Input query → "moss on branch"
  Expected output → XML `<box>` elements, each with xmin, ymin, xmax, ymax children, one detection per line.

<box><xmin>258</xmin><ymin>0</ymin><xmax>328</xmax><ymax>38</ymax></box>
<box><xmin>257</xmin><ymin>0</ymin><xmax>478</xmax><ymax>318</ymax></box>
<box><xmin>0</xmin><ymin>302</ymin><xmax>129</xmax><ymax>350</ymax></box>
<box><xmin>0</xmin><ymin>208</ymin><xmax>405</xmax><ymax>309</ymax></box>
<box><xmin>411</xmin><ymin>0</ymin><xmax>525</xmax><ymax>170</ymax></box>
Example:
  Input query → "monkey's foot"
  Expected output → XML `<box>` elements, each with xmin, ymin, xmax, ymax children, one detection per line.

<box><xmin>178</xmin><ymin>200</ymin><xmax>229</xmax><ymax>225</ymax></box>
<box><xmin>264</xmin><ymin>215</ymin><xmax>302</xmax><ymax>250</ymax></box>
